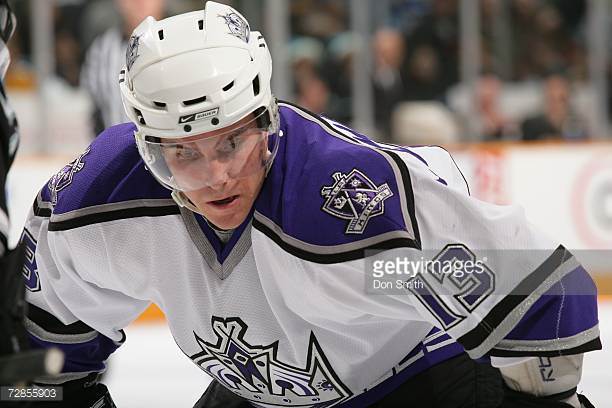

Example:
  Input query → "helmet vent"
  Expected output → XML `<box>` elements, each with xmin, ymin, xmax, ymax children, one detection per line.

<box><xmin>222</xmin><ymin>81</ymin><xmax>234</xmax><ymax>92</ymax></box>
<box><xmin>252</xmin><ymin>75</ymin><xmax>260</xmax><ymax>96</ymax></box>
<box><xmin>158</xmin><ymin>30</ymin><xmax>164</xmax><ymax>40</ymax></box>
<box><xmin>133</xmin><ymin>108</ymin><xmax>146</xmax><ymax>125</ymax></box>
<box><xmin>182</xmin><ymin>95</ymin><xmax>207</xmax><ymax>106</ymax></box>
<box><xmin>153</xmin><ymin>101</ymin><xmax>166</xmax><ymax>108</ymax></box>
<box><xmin>198</xmin><ymin>20</ymin><xmax>204</xmax><ymax>30</ymax></box>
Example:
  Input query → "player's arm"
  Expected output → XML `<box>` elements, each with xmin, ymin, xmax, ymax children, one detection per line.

<box><xmin>392</xmin><ymin>158</ymin><xmax>600</xmax><ymax>407</ymax></box>
<box><xmin>305</xmin><ymin>146</ymin><xmax>599</xmax><ymax>407</ymax></box>
<box><xmin>17</xmin><ymin>193</ymin><xmax>151</xmax><ymax>406</ymax></box>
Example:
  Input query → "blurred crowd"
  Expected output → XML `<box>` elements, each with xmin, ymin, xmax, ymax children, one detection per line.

<box><xmin>4</xmin><ymin>0</ymin><xmax>610</xmax><ymax>144</ymax></box>
<box><xmin>287</xmin><ymin>0</ymin><xmax>597</xmax><ymax>144</ymax></box>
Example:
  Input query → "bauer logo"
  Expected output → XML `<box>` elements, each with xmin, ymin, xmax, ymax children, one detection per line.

<box><xmin>178</xmin><ymin>108</ymin><xmax>219</xmax><ymax>124</ymax></box>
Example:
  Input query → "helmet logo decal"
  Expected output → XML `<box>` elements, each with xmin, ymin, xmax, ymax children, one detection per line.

<box><xmin>320</xmin><ymin>169</ymin><xmax>393</xmax><ymax>234</ymax></box>
<box><xmin>126</xmin><ymin>34</ymin><xmax>141</xmax><ymax>71</ymax></box>
<box><xmin>179</xmin><ymin>107</ymin><xmax>219</xmax><ymax>124</ymax></box>
<box><xmin>219</xmin><ymin>12</ymin><xmax>250</xmax><ymax>43</ymax></box>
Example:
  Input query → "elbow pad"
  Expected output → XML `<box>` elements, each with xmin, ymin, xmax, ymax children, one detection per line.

<box><xmin>499</xmin><ymin>355</ymin><xmax>583</xmax><ymax>408</ymax></box>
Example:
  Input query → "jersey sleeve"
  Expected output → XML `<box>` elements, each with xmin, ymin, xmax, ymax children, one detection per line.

<box><xmin>256</xmin><ymin>142</ymin><xmax>599</xmax><ymax>362</ymax></box>
<box><xmin>20</xmin><ymin>189</ymin><xmax>150</xmax><ymax>383</ymax></box>
<box><xmin>254</xmin><ymin>106</ymin><xmax>600</xmax><ymax>362</ymax></box>
<box><xmin>377</xmin><ymin>149</ymin><xmax>600</xmax><ymax>359</ymax></box>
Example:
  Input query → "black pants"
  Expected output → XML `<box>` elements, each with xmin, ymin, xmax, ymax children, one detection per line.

<box><xmin>193</xmin><ymin>353</ymin><xmax>504</xmax><ymax>408</ymax></box>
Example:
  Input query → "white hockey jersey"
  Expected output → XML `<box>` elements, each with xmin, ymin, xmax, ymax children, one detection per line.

<box><xmin>21</xmin><ymin>102</ymin><xmax>600</xmax><ymax>407</ymax></box>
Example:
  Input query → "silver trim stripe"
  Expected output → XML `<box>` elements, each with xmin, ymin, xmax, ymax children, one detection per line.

<box><xmin>34</xmin><ymin>371</ymin><xmax>92</xmax><ymax>385</ymax></box>
<box><xmin>494</xmin><ymin>325</ymin><xmax>600</xmax><ymax>353</ymax></box>
<box><xmin>50</xmin><ymin>198</ymin><xmax>177</xmax><ymax>222</ymax></box>
<box><xmin>36</xmin><ymin>192</ymin><xmax>53</xmax><ymax>211</ymax></box>
<box><xmin>254</xmin><ymin>211</ymin><xmax>415</xmax><ymax>255</ymax></box>
<box><xmin>425</xmin><ymin>337</ymin><xmax>456</xmax><ymax>353</ymax></box>
<box><xmin>466</xmin><ymin>255</ymin><xmax>586</xmax><ymax>358</ymax></box>
<box><xmin>24</xmin><ymin>317</ymin><xmax>99</xmax><ymax>344</ymax></box>
<box><xmin>180</xmin><ymin>207</ymin><xmax>252</xmax><ymax>280</ymax></box>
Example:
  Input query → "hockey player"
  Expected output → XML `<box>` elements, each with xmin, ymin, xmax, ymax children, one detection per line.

<box><xmin>18</xmin><ymin>2</ymin><xmax>599</xmax><ymax>407</ymax></box>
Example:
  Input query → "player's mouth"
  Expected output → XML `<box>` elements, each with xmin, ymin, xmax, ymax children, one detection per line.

<box><xmin>208</xmin><ymin>195</ymin><xmax>239</xmax><ymax>209</ymax></box>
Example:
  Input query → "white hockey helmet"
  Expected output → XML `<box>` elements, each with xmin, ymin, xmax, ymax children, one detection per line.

<box><xmin>119</xmin><ymin>1</ymin><xmax>280</xmax><ymax>197</ymax></box>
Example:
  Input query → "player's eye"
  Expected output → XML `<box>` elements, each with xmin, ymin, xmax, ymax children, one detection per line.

<box><xmin>217</xmin><ymin>133</ymin><xmax>242</xmax><ymax>156</ymax></box>
<box><xmin>171</xmin><ymin>145</ymin><xmax>201</xmax><ymax>162</ymax></box>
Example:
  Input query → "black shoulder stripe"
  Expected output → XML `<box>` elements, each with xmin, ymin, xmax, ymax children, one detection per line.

<box><xmin>383</xmin><ymin>150</ymin><xmax>421</xmax><ymax>248</ymax></box>
<box><xmin>489</xmin><ymin>337</ymin><xmax>602</xmax><ymax>357</ymax></box>
<box><xmin>253</xmin><ymin>218</ymin><xmax>418</xmax><ymax>264</ymax></box>
<box><xmin>48</xmin><ymin>205</ymin><xmax>180</xmax><ymax>231</ymax></box>
<box><xmin>457</xmin><ymin>246</ymin><xmax>570</xmax><ymax>351</ymax></box>
<box><xmin>33</xmin><ymin>197</ymin><xmax>52</xmax><ymax>218</ymax></box>
<box><xmin>27</xmin><ymin>303</ymin><xmax>94</xmax><ymax>335</ymax></box>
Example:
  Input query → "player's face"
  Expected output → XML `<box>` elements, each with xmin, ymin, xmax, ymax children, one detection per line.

<box><xmin>183</xmin><ymin>164</ymin><xmax>265</xmax><ymax>230</ymax></box>
<box><xmin>185</xmin><ymin>163</ymin><xmax>265</xmax><ymax>229</ymax></box>
<box><xmin>163</xmin><ymin>114</ymin><xmax>268</xmax><ymax>229</ymax></box>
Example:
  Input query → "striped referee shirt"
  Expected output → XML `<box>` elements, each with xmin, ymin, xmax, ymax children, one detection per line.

<box><xmin>80</xmin><ymin>27</ymin><xmax>130</xmax><ymax>135</ymax></box>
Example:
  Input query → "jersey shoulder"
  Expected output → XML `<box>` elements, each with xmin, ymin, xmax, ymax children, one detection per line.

<box><xmin>254</xmin><ymin>103</ymin><xmax>423</xmax><ymax>262</ymax></box>
<box><xmin>39</xmin><ymin>123</ymin><xmax>171</xmax><ymax>215</ymax></box>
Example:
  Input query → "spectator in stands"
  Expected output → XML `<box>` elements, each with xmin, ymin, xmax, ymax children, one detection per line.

<box><xmin>403</xmin><ymin>44</ymin><xmax>444</xmax><ymax>101</ymax></box>
<box><xmin>372</xmin><ymin>28</ymin><xmax>407</xmax><ymax>140</ymax></box>
<box><xmin>296</xmin><ymin>73</ymin><xmax>331</xmax><ymax>115</ymax></box>
<box><xmin>80</xmin><ymin>0</ymin><xmax>166</xmax><ymax>136</ymax></box>
<box><xmin>290</xmin><ymin>36</ymin><xmax>326</xmax><ymax>87</ymax></box>
<box><xmin>289</xmin><ymin>0</ymin><xmax>347</xmax><ymax>41</ymax></box>
<box><xmin>476</xmin><ymin>74</ymin><xmax>517</xmax><ymax>140</ymax></box>
<box><xmin>521</xmin><ymin>73</ymin><xmax>589</xmax><ymax>141</ymax></box>
<box><xmin>509</xmin><ymin>0</ymin><xmax>585</xmax><ymax>81</ymax></box>
<box><xmin>402</xmin><ymin>0</ymin><xmax>459</xmax><ymax>101</ymax></box>
<box><xmin>323</xmin><ymin>31</ymin><xmax>358</xmax><ymax>124</ymax></box>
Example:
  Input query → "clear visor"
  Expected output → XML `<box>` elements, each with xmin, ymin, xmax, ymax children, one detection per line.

<box><xmin>138</xmin><ymin>108</ymin><xmax>279</xmax><ymax>192</ymax></box>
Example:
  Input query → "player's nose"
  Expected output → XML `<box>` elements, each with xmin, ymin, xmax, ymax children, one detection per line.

<box><xmin>206</xmin><ymin>159</ymin><xmax>231</xmax><ymax>190</ymax></box>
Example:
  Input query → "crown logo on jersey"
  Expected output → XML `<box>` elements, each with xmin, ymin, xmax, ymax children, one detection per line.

<box><xmin>126</xmin><ymin>34</ymin><xmax>140</xmax><ymax>71</ymax></box>
<box><xmin>189</xmin><ymin>317</ymin><xmax>352</xmax><ymax>408</ymax></box>
<box><xmin>219</xmin><ymin>11</ymin><xmax>250</xmax><ymax>43</ymax></box>
<box><xmin>48</xmin><ymin>147</ymin><xmax>91</xmax><ymax>206</ymax></box>
<box><xmin>320</xmin><ymin>169</ymin><xmax>393</xmax><ymax>234</ymax></box>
